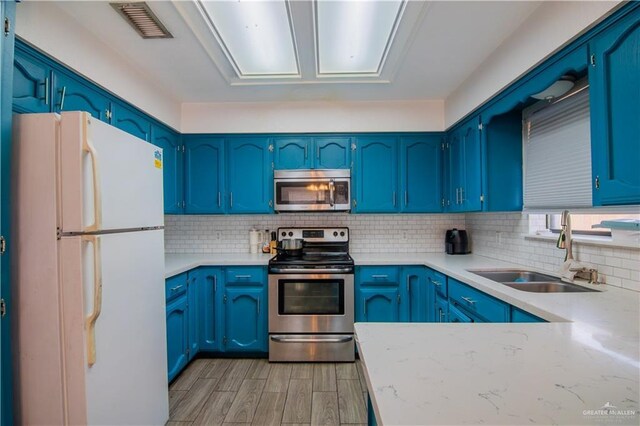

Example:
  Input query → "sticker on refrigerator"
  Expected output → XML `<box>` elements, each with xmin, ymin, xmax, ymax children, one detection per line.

<box><xmin>154</xmin><ymin>150</ymin><xmax>163</xmax><ymax>169</ymax></box>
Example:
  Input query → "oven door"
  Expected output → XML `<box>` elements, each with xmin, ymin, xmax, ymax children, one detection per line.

<box><xmin>268</xmin><ymin>273</ymin><xmax>354</xmax><ymax>333</ymax></box>
<box><xmin>273</xmin><ymin>178</ymin><xmax>350</xmax><ymax>212</ymax></box>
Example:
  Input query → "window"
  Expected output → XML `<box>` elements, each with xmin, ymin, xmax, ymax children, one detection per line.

<box><xmin>545</xmin><ymin>213</ymin><xmax>640</xmax><ymax>236</ymax></box>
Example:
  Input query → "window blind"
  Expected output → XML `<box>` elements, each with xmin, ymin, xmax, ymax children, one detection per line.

<box><xmin>523</xmin><ymin>88</ymin><xmax>592</xmax><ymax>210</ymax></box>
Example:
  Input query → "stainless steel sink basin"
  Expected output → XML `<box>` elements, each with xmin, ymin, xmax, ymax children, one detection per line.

<box><xmin>467</xmin><ymin>269</ymin><xmax>599</xmax><ymax>293</ymax></box>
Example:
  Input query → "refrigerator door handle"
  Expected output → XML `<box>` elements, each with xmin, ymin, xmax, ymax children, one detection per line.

<box><xmin>83</xmin><ymin>120</ymin><xmax>103</xmax><ymax>231</ymax></box>
<box><xmin>83</xmin><ymin>235</ymin><xmax>103</xmax><ymax>367</ymax></box>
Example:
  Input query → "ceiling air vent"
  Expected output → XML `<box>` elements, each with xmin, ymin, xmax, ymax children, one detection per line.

<box><xmin>110</xmin><ymin>2</ymin><xmax>173</xmax><ymax>39</ymax></box>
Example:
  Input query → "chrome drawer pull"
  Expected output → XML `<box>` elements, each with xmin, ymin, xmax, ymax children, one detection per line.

<box><xmin>170</xmin><ymin>285</ymin><xmax>183</xmax><ymax>292</ymax></box>
<box><xmin>461</xmin><ymin>296</ymin><xmax>476</xmax><ymax>305</ymax></box>
<box><xmin>371</xmin><ymin>274</ymin><xmax>388</xmax><ymax>279</ymax></box>
<box><xmin>235</xmin><ymin>275</ymin><xmax>251</xmax><ymax>279</ymax></box>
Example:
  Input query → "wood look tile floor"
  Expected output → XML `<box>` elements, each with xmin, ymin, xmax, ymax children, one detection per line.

<box><xmin>168</xmin><ymin>358</ymin><xmax>369</xmax><ymax>426</ymax></box>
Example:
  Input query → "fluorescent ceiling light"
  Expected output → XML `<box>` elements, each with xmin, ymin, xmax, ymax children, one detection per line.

<box><xmin>315</xmin><ymin>0</ymin><xmax>405</xmax><ymax>75</ymax></box>
<box><xmin>197</xmin><ymin>0</ymin><xmax>299</xmax><ymax>77</ymax></box>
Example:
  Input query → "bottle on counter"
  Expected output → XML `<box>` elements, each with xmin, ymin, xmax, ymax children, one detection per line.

<box><xmin>270</xmin><ymin>231</ymin><xmax>277</xmax><ymax>254</ymax></box>
<box><xmin>262</xmin><ymin>229</ymin><xmax>271</xmax><ymax>253</ymax></box>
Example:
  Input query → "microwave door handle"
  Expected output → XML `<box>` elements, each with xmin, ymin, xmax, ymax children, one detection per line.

<box><xmin>329</xmin><ymin>180</ymin><xmax>335</xmax><ymax>207</ymax></box>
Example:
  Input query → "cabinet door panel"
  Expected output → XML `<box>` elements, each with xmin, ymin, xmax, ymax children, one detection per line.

<box><xmin>354</xmin><ymin>136</ymin><xmax>398</xmax><ymax>212</ymax></box>
<box><xmin>226</xmin><ymin>137</ymin><xmax>273</xmax><ymax>213</ymax></box>
<box><xmin>185</xmin><ymin>137</ymin><xmax>224</xmax><ymax>214</ymax></box>
<box><xmin>403</xmin><ymin>266</ymin><xmax>430</xmax><ymax>323</ymax></box>
<box><xmin>53</xmin><ymin>71</ymin><xmax>111</xmax><ymax>122</ymax></box>
<box><xmin>446</xmin><ymin>130</ymin><xmax>463</xmax><ymax>212</ymax></box>
<box><xmin>112</xmin><ymin>103</ymin><xmax>151</xmax><ymax>141</ymax></box>
<box><xmin>187</xmin><ymin>273</ymin><xmax>199</xmax><ymax>359</ymax></box>
<box><xmin>314</xmin><ymin>137</ymin><xmax>351</xmax><ymax>169</ymax></box>
<box><xmin>198</xmin><ymin>268</ymin><xmax>221</xmax><ymax>351</ymax></box>
<box><xmin>273</xmin><ymin>137</ymin><xmax>311</xmax><ymax>169</ymax></box>
<box><xmin>461</xmin><ymin>121</ymin><xmax>482</xmax><ymax>212</ymax></box>
<box><xmin>590</xmin><ymin>10</ymin><xmax>640</xmax><ymax>205</ymax></box>
<box><xmin>152</xmin><ymin>125</ymin><xmax>183</xmax><ymax>214</ymax></box>
<box><xmin>223</xmin><ymin>287</ymin><xmax>265</xmax><ymax>351</ymax></box>
<box><xmin>166</xmin><ymin>296</ymin><xmax>188</xmax><ymax>381</ymax></box>
<box><xmin>357</xmin><ymin>287</ymin><xmax>400</xmax><ymax>322</ymax></box>
<box><xmin>13</xmin><ymin>48</ymin><xmax>50</xmax><ymax>113</ymax></box>
<box><xmin>400</xmin><ymin>136</ymin><xmax>442</xmax><ymax>212</ymax></box>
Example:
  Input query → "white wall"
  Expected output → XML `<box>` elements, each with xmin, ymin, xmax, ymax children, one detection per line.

<box><xmin>15</xmin><ymin>1</ymin><xmax>181</xmax><ymax>130</ymax></box>
<box><xmin>444</xmin><ymin>1</ymin><xmax>621</xmax><ymax>127</ymax></box>
<box><xmin>181</xmin><ymin>100</ymin><xmax>444</xmax><ymax>134</ymax></box>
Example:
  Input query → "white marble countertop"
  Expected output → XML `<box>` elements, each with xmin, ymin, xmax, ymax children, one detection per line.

<box><xmin>165</xmin><ymin>253</ymin><xmax>271</xmax><ymax>278</ymax></box>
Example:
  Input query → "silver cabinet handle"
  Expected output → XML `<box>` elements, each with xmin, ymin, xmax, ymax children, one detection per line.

<box><xmin>235</xmin><ymin>274</ymin><xmax>251</xmax><ymax>279</ymax></box>
<box><xmin>257</xmin><ymin>298</ymin><xmax>260</xmax><ymax>316</ymax></box>
<box><xmin>170</xmin><ymin>285</ymin><xmax>183</xmax><ymax>292</ymax></box>
<box><xmin>329</xmin><ymin>179</ymin><xmax>335</xmax><ymax>207</ymax></box>
<box><xmin>217</xmin><ymin>191</ymin><xmax>221</xmax><ymax>207</ymax></box>
<box><xmin>316</xmin><ymin>145</ymin><xmax>320</xmax><ymax>159</ymax></box>
<box><xmin>213</xmin><ymin>275</ymin><xmax>217</xmax><ymax>292</ymax></box>
<box><xmin>393</xmin><ymin>191</ymin><xmax>396</xmax><ymax>206</ymax></box>
<box><xmin>460</xmin><ymin>187</ymin><xmax>465</xmax><ymax>203</ymax></box>
<box><xmin>304</xmin><ymin>144</ymin><xmax>308</xmax><ymax>159</ymax></box>
<box><xmin>439</xmin><ymin>309</ymin><xmax>445</xmax><ymax>322</ymax></box>
<box><xmin>371</xmin><ymin>274</ymin><xmax>388</xmax><ymax>279</ymax></box>
<box><xmin>363</xmin><ymin>299</ymin><xmax>367</xmax><ymax>318</ymax></box>
<box><xmin>405</xmin><ymin>190</ymin><xmax>408</xmax><ymax>206</ymax></box>
<box><xmin>41</xmin><ymin>77</ymin><xmax>50</xmax><ymax>105</ymax></box>
<box><xmin>406</xmin><ymin>277</ymin><xmax>411</xmax><ymax>319</ymax></box>
<box><xmin>268</xmin><ymin>267</ymin><xmax>353</xmax><ymax>274</ymax></box>
<box><xmin>230</xmin><ymin>192</ymin><xmax>233</xmax><ymax>208</ymax></box>
<box><xmin>432</xmin><ymin>280</ymin><xmax>442</xmax><ymax>287</ymax></box>
<box><xmin>461</xmin><ymin>296</ymin><xmax>476</xmax><ymax>305</ymax></box>
<box><xmin>455</xmin><ymin>188</ymin><xmax>460</xmax><ymax>204</ymax></box>
<box><xmin>57</xmin><ymin>86</ymin><xmax>66</xmax><ymax>111</ymax></box>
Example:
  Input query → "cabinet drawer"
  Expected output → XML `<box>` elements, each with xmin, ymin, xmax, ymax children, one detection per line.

<box><xmin>448</xmin><ymin>278</ymin><xmax>509</xmax><ymax>322</ymax></box>
<box><xmin>428</xmin><ymin>269</ymin><xmax>447</xmax><ymax>297</ymax></box>
<box><xmin>357</xmin><ymin>266</ymin><xmax>400</xmax><ymax>285</ymax></box>
<box><xmin>511</xmin><ymin>307</ymin><xmax>546</xmax><ymax>323</ymax></box>
<box><xmin>166</xmin><ymin>273</ymin><xmax>188</xmax><ymax>302</ymax></box>
<box><xmin>225</xmin><ymin>267</ymin><xmax>266</xmax><ymax>285</ymax></box>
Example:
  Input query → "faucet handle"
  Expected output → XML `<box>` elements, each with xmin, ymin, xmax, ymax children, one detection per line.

<box><xmin>588</xmin><ymin>269</ymin><xmax>599</xmax><ymax>284</ymax></box>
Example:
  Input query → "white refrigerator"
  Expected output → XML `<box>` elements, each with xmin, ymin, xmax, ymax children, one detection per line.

<box><xmin>12</xmin><ymin>112</ymin><xmax>169</xmax><ymax>425</ymax></box>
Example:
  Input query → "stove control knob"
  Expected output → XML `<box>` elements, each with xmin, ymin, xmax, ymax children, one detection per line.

<box><xmin>288</xmin><ymin>231</ymin><xmax>293</xmax><ymax>237</ymax></box>
<box><xmin>281</xmin><ymin>232</ymin><xmax>286</xmax><ymax>237</ymax></box>
<box><xmin>340</xmin><ymin>231</ymin><xmax>345</xmax><ymax>237</ymax></box>
<box><xmin>333</xmin><ymin>231</ymin><xmax>338</xmax><ymax>237</ymax></box>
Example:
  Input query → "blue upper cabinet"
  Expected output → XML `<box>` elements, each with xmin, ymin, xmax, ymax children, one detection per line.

<box><xmin>589</xmin><ymin>8</ymin><xmax>640</xmax><ymax>206</ymax></box>
<box><xmin>151</xmin><ymin>125</ymin><xmax>183</xmax><ymax>214</ymax></box>
<box><xmin>314</xmin><ymin>136</ymin><xmax>351</xmax><ymax>169</ymax></box>
<box><xmin>354</xmin><ymin>136</ymin><xmax>398</xmax><ymax>213</ymax></box>
<box><xmin>13</xmin><ymin>46</ymin><xmax>51</xmax><ymax>113</ymax></box>
<box><xmin>52</xmin><ymin>70</ymin><xmax>112</xmax><ymax>123</ymax></box>
<box><xmin>400</xmin><ymin>135</ymin><xmax>442</xmax><ymax>213</ymax></box>
<box><xmin>445</xmin><ymin>117</ymin><xmax>483</xmax><ymax>212</ymax></box>
<box><xmin>273</xmin><ymin>137</ymin><xmax>312</xmax><ymax>169</ymax></box>
<box><xmin>445</xmin><ymin>129</ymin><xmax>463</xmax><ymax>212</ymax></box>
<box><xmin>112</xmin><ymin>103</ymin><xmax>151</xmax><ymax>142</ymax></box>
<box><xmin>226</xmin><ymin>137</ymin><xmax>273</xmax><ymax>213</ymax></box>
<box><xmin>184</xmin><ymin>136</ymin><xmax>224</xmax><ymax>214</ymax></box>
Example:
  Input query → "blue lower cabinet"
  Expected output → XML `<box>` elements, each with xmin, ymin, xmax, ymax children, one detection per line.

<box><xmin>198</xmin><ymin>267</ymin><xmax>222</xmax><ymax>351</ymax></box>
<box><xmin>367</xmin><ymin>394</ymin><xmax>378</xmax><ymax>426</ymax></box>
<box><xmin>511</xmin><ymin>307</ymin><xmax>546</xmax><ymax>323</ymax></box>
<box><xmin>357</xmin><ymin>287</ymin><xmax>402</xmax><ymax>322</ymax></box>
<box><xmin>187</xmin><ymin>271</ymin><xmax>200</xmax><ymax>360</ymax></box>
<box><xmin>402</xmin><ymin>266</ymin><xmax>430</xmax><ymax>322</ymax></box>
<box><xmin>166</xmin><ymin>294</ymin><xmax>189</xmax><ymax>382</ymax></box>
<box><xmin>223</xmin><ymin>286</ymin><xmax>267</xmax><ymax>352</ymax></box>
<box><xmin>448</xmin><ymin>302</ymin><xmax>475</xmax><ymax>323</ymax></box>
<box><xmin>434</xmin><ymin>294</ymin><xmax>449</xmax><ymax>323</ymax></box>
<box><xmin>448</xmin><ymin>278</ymin><xmax>509</xmax><ymax>322</ymax></box>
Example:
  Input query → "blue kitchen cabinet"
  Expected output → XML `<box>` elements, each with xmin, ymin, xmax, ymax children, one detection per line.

<box><xmin>402</xmin><ymin>266</ymin><xmax>431</xmax><ymax>322</ymax></box>
<box><xmin>356</xmin><ymin>266</ymin><xmax>404</xmax><ymax>322</ymax></box>
<box><xmin>197</xmin><ymin>267</ymin><xmax>222</xmax><ymax>351</ymax></box>
<box><xmin>165</xmin><ymin>272</ymin><xmax>188</xmax><ymax>302</ymax></box>
<box><xmin>445</xmin><ymin>128</ymin><xmax>462</xmax><ymax>212</ymax></box>
<box><xmin>589</xmin><ymin>8</ymin><xmax>640</xmax><ymax>205</ymax></box>
<box><xmin>226</xmin><ymin>137</ymin><xmax>273</xmax><ymax>213</ymax></box>
<box><xmin>434</xmin><ymin>294</ymin><xmax>449</xmax><ymax>322</ymax></box>
<box><xmin>187</xmin><ymin>271</ymin><xmax>200</xmax><ymax>360</ymax></box>
<box><xmin>273</xmin><ymin>136</ymin><xmax>312</xmax><ymax>169</ymax></box>
<box><xmin>314</xmin><ymin>136</ymin><xmax>351</xmax><ymax>169</ymax></box>
<box><xmin>353</xmin><ymin>136</ymin><xmax>398</xmax><ymax>212</ymax></box>
<box><xmin>445</xmin><ymin>117</ymin><xmax>483</xmax><ymax>212</ymax></box>
<box><xmin>511</xmin><ymin>307</ymin><xmax>545</xmax><ymax>323</ymax></box>
<box><xmin>448</xmin><ymin>278</ymin><xmax>509</xmax><ymax>323</ymax></box>
<box><xmin>400</xmin><ymin>135</ymin><xmax>442</xmax><ymax>213</ymax></box>
<box><xmin>222</xmin><ymin>267</ymin><xmax>267</xmax><ymax>352</ymax></box>
<box><xmin>184</xmin><ymin>136</ymin><xmax>225</xmax><ymax>214</ymax></box>
<box><xmin>112</xmin><ymin>102</ymin><xmax>151</xmax><ymax>142</ymax></box>
<box><xmin>166</xmin><ymin>294</ymin><xmax>189</xmax><ymax>382</ymax></box>
<box><xmin>448</xmin><ymin>302</ymin><xmax>474</xmax><ymax>323</ymax></box>
<box><xmin>52</xmin><ymin>70</ymin><xmax>112</xmax><ymax>122</ymax></box>
<box><xmin>12</xmin><ymin>46</ymin><xmax>51</xmax><ymax>113</ymax></box>
<box><xmin>151</xmin><ymin>125</ymin><xmax>183</xmax><ymax>214</ymax></box>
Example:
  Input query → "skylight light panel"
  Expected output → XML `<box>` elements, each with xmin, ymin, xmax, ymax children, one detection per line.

<box><xmin>315</xmin><ymin>0</ymin><xmax>405</xmax><ymax>75</ymax></box>
<box><xmin>198</xmin><ymin>0</ymin><xmax>299</xmax><ymax>76</ymax></box>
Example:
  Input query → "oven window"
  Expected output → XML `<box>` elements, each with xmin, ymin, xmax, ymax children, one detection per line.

<box><xmin>276</xmin><ymin>182</ymin><xmax>331</xmax><ymax>205</ymax></box>
<box><xmin>278</xmin><ymin>279</ymin><xmax>344</xmax><ymax>315</ymax></box>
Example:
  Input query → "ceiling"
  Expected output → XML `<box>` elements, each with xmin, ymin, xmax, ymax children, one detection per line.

<box><xmin>52</xmin><ymin>0</ymin><xmax>542</xmax><ymax>103</ymax></box>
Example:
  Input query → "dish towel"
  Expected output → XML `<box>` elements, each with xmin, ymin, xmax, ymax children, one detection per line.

<box><xmin>560</xmin><ymin>260</ymin><xmax>592</xmax><ymax>282</ymax></box>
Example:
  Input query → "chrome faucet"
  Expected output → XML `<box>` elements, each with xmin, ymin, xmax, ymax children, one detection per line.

<box><xmin>556</xmin><ymin>210</ymin><xmax>573</xmax><ymax>261</ymax></box>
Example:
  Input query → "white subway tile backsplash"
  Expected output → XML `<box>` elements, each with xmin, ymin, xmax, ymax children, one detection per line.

<box><xmin>165</xmin><ymin>213</ymin><xmax>465</xmax><ymax>255</ymax></box>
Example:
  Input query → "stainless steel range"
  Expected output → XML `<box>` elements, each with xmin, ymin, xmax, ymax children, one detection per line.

<box><xmin>268</xmin><ymin>227</ymin><xmax>355</xmax><ymax>362</ymax></box>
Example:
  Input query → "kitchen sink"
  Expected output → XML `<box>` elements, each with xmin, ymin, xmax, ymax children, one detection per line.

<box><xmin>467</xmin><ymin>269</ymin><xmax>599</xmax><ymax>293</ymax></box>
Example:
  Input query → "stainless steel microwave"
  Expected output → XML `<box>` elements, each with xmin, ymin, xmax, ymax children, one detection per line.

<box><xmin>273</xmin><ymin>169</ymin><xmax>351</xmax><ymax>212</ymax></box>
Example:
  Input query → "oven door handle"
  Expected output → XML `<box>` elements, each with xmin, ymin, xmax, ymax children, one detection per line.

<box><xmin>270</xmin><ymin>335</ymin><xmax>353</xmax><ymax>344</ymax></box>
<box><xmin>269</xmin><ymin>267</ymin><xmax>353</xmax><ymax>274</ymax></box>
<box><xmin>329</xmin><ymin>179</ymin><xmax>335</xmax><ymax>207</ymax></box>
